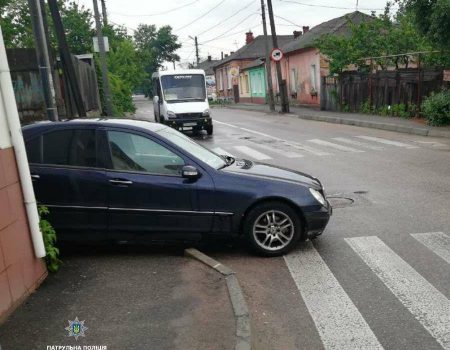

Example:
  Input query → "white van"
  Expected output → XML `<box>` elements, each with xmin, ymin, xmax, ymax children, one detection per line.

<box><xmin>152</xmin><ymin>69</ymin><xmax>213</xmax><ymax>135</ymax></box>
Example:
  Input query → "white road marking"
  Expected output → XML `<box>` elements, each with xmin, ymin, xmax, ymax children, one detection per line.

<box><xmin>411</xmin><ymin>232</ymin><xmax>450</xmax><ymax>264</ymax></box>
<box><xmin>250</xmin><ymin>141</ymin><xmax>303</xmax><ymax>158</ymax></box>
<box><xmin>346</xmin><ymin>236</ymin><xmax>450</xmax><ymax>350</ymax></box>
<box><xmin>215</xmin><ymin>122</ymin><xmax>331</xmax><ymax>156</ymax></box>
<box><xmin>285</xmin><ymin>242</ymin><xmax>383</xmax><ymax>350</ymax></box>
<box><xmin>214</xmin><ymin>120</ymin><xmax>239</xmax><ymax>128</ymax></box>
<box><xmin>356</xmin><ymin>136</ymin><xmax>419</xmax><ymax>149</ymax></box>
<box><xmin>212</xmin><ymin>147</ymin><xmax>235</xmax><ymax>157</ymax></box>
<box><xmin>333</xmin><ymin>137</ymin><xmax>384</xmax><ymax>150</ymax></box>
<box><xmin>233</xmin><ymin>145</ymin><xmax>272</xmax><ymax>160</ymax></box>
<box><xmin>308</xmin><ymin>139</ymin><xmax>365</xmax><ymax>153</ymax></box>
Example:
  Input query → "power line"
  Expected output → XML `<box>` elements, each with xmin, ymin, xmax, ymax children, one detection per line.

<box><xmin>195</xmin><ymin>0</ymin><xmax>256</xmax><ymax>37</ymax></box>
<box><xmin>110</xmin><ymin>0</ymin><xmax>200</xmax><ymax>17</ymax></box>
<box><xmin>274</xmin><ymin>14</ymin><xmax>301</xmax><ymax>27</ymax></box>
<box><xmin>278</xmin><ymin>0</ymin><xmax>384</xmax><ymax>11</ymax></box>
<box><xmin>202</xmin><ymin>11</ymin><xmax>260</xmax><ymax>43</ymax></box>
<box><xmin>176</xmin><ymin>0</ymin><xmax>227</xmax><ymax>31</ymax></box>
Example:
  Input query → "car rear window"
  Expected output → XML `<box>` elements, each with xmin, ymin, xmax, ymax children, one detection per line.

<box><xmin>42</xmin><ymin>129</ymin><xmax>97</xmax><ymax>167</ymax></box>
<box><xmin>25</xmin><ymin>136</ymin><xmax>42</xmax><ymax>163</ymax></box>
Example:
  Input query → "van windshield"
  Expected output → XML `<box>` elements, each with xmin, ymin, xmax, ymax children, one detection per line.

<box><xmin>161</xmin><ymin>74</ymin><xmax>206</xmax><ymax>103</ymax></box>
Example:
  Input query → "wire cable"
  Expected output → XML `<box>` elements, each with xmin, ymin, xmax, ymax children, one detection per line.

<box><xmin>110</xmin><ymin>0</ymin><xmax>201</xmax><ymax>17</ymax></box>
<box><xmin>195</xmin><ymin>0</ymin><xmax>256</xmax><ymax>37</ymax></box>
<box><xmin>278</xmin><ymin>0</ymin><xmax>384</xmax><ymax>11</ymax></box>
<box><xmin>176</xmin><ymin>0</ymin><xmax>228</xmax><ymax>31</ymax></box>
<box><xmin>201</xmin><ymin>10</ymin><xmax>260</xmax><ymax>43</ymax></box>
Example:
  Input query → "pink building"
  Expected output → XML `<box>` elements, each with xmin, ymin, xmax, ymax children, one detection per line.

<box><xmin>271</xmin><ymin>11</ymin><xmax>373</xmax><ymax>107</ymax></box>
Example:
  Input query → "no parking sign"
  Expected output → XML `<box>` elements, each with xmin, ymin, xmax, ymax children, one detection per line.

<box><xmin>270</xmin><ymin>48</ymin><xmax>284</xmax><ymax>62</ymax></box>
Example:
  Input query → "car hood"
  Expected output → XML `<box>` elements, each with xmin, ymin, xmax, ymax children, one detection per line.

<box><xmin>164</xmin><ymin>101</ymin><xmax>209</xmax><ymax>113</ymax></box>
<box><xmin>222</xmin><ymin>159</ymin><xmax>322</xmax><ymax>189</ymax></box>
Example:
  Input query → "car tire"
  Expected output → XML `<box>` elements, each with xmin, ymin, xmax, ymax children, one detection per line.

<box><xmin>206</xmin><ymin>125</ymin><xmax>213</xmax><ymax>135</ymax></box>
<box><xmin>244</xmin><ymin>201</ymin><xmax>302</xmax><ymax>257</ymax></box>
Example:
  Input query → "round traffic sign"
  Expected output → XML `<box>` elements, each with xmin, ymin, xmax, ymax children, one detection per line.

<box><xmin>270</xmin><ymin>48</ymin><xmax>284</xmax><ymax>62</ymax></box>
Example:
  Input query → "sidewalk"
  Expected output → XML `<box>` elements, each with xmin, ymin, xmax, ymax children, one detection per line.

<box><xmin>221</xmin><ymin>103</ymin><xmax>450</xmax><ymax>138</ymax></box>
<box><xmin>0</xmin><ymin>245</ymin><xmax>235</xmax><ymax>350</ymax></box>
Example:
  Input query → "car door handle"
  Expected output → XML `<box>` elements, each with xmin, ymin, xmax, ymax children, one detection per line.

<box><xmin>31</xmin><ymin>174</ymin><xmax>40</xmax><ymax>180</ymax></box>
<box><xmin>109</xmin><ymin>179</ymin><xmax>133</xmax><ymax>186</ymax></box>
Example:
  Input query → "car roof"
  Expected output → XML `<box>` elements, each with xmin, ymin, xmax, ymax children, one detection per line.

<box><xmin>22</xmin><ymin>118</ymin><xmax>168</xmax><ymax>134</ymax></box>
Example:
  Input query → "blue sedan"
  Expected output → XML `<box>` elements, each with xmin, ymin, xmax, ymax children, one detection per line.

<box><xmin>22</xmin><ymin>119</ymin><xmax>331</xmax><ymax>256</ymax></box>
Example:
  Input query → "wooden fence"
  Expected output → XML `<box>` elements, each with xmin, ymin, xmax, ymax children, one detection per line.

<box><xmin>6</xmin><ymin>49</ymin><xmax>101</xmax><ymax>123</ymax></box>
<box><xmin>321</xmin><ymin>68</ymin><xmax>448</xmax><ymax>112</ymax></box>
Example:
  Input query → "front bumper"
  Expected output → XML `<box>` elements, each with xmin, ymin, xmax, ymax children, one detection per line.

<box><xmin>303</xmin><ymin>200</ymin><xmax>332</xmax><ymax>239</ymax></box>
<box><xmin>163</xmin><ymin>117</ymin><xmax>212</xmax><ymax>131</ymax></box>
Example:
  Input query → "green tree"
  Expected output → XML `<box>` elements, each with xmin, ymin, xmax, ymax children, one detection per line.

<box><xmin>133</xmin><ymin>24</ymin><xmax>181</xmax><ymax>95</ymax></box>
<box><xmin>402</xmin><ymin>0</ymin><xmax>450</xmax><ymax>49</ymax></box>
<box><xmin>0</xmin><ymin>0</ymin><xmax>33</xmax><ymax>48</ymax></box>
<box><xmin>0</xmin><ymin>0</ymin><xmax>94</xmax><ymax>52</ymax></box>
<box><xmin>316</xmin><ymin>7</ymin><xmax>430</xmax><ymax>74</ymax></box>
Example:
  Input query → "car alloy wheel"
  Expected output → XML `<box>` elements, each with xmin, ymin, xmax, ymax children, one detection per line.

<box><xmin>253</xmin><ymin>210</ymin><xmax>294</xmax><ymax>251</ymax></box>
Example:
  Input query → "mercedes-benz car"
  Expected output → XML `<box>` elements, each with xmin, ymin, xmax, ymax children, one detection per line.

<box><xmin>22</xmin><ymin>119</ymin><xmax>331</xmax><ymax>256</ymax></box>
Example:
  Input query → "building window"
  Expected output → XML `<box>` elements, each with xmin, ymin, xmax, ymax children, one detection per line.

<box><xmin>217</xmin><ymin>69</ymin><xmax>223</xmax><ymax>91</ymax></box>
<box><xmin>227</xmin><ymin>67</ymin><xmax>232</xmax><ymax>89</ymax></box>
<box><xmin>290</xmin><ymin>68</ymin><xmax>297</xmax><ymax>93</ymax></box>
<box><xmin>310</xmin><ymin>64</ymin><xmax>317</xmax><ymax>91</ymax></box>
<box><xmin>245</xmin><ymin>74</ymin><xmax>250</xmax><ymax>93</ymax></box>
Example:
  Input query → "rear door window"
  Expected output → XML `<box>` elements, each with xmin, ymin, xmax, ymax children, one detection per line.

<box><xmin>42</xmin><ymin>129</ymin><xmax>97</xmax><ymax>167</ymax></box>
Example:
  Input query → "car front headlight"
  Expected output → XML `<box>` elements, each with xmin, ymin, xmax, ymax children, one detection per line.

<box><xmin>309</xmin><ymin>188</ymin><xmax>326</xmax><ymax>206</ymax></box>
<box><xmin>202</xmin><ymin>109</ymin><xmax>210</xmax><ymax>117</ymax></box>
<box><xmin>167</xmin><ymin>110</ymin><xmax>177</xmax><ymax>119</ymax></box>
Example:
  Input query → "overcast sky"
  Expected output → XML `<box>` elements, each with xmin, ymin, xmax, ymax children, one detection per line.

<box><xmin>77</xmin><ymin>0</ymin><xmax>394</xmax><ymax>68</ymax></box>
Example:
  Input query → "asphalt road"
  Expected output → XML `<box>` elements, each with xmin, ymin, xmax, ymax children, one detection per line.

<box><xmin>2</xmin><ymin>97</ymin><xmax>448</xmax><ymax>350</ymax></box>
<box><xmin>136</xmin><ymin>96</ymin><xmax>450</xmax><ymax>350</ymax></box>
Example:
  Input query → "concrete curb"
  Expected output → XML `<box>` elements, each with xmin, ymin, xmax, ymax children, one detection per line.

<box><xmin>220</xmin><ymin>105</ymin><xmax>450</xmax><ymax>139</ymax></box>
<box><xmin>185</xmin><ymin>248</ymin><xmax>251</xmax><ymax>350</ymax></box>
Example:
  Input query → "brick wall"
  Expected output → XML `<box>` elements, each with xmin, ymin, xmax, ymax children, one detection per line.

<box><xmin>0</xmin><ymin>147</ymin><xmax>47</xmax><ymax>322</ymax></box>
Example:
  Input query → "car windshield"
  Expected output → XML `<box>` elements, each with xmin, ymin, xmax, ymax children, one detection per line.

<box><xmin>160</xmin><ymin>74</ymin><xmax>206</xmax><ymax>103</ymax></box>
<box><xmin>158</xmin><ymin>127</ymin><xmax>227</xmax><ymax>169</ymax></box>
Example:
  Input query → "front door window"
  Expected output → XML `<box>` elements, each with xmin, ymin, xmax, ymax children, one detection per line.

<box><xmin>107</xmin><ymin>131</ymin><xmax>185</xmax><ymax>176</ymax></box>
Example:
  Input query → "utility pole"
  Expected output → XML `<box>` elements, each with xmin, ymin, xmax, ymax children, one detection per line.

<box><xmin>28</xmin><ymin>0</ymin><xmax>59</xmax><ymax>121</ymax></box>
<box><xmin>93</xmin><ymin>0</ymin><xmax>113</xmax><ymax>116</ymax></box>
<box><xmin>260</xmin><ymin>0</ymin><xmax>275</xmax><ymax>112</ymax></box>
<box><xmin>100</xmin><ymin>0</ymin><xmax>108</xmax><ymax>26</ymax></box>
<box><xmin>266</xmin><ymin>0</ymin><xmax>289</xmax><ymax>113</ymax></box>
<box><xmin>195</xmin><ymin>36</ymin><xmax>200</xmax><ymax>66</ymax></box>
<box><xmin>48</xmin><ymin>0</ymin><xmax>86</xmax><ymax>117</ymax></box>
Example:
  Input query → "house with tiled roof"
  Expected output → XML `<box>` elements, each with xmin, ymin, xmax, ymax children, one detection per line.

<box><xmin>270</xmin><ymin>11</ymin><xmax>373</xmax><ymax>106</ymax></box>
<box><xmin>213</xmin><ymin>31</ymin><xmax>294</xmax><ymax>102</ymax></box>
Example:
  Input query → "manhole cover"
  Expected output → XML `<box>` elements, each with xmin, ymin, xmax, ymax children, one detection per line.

<box><xmin>327</xmin><ymin>196</ymin><xmax>354</xmax><ymax>208</ymax></box>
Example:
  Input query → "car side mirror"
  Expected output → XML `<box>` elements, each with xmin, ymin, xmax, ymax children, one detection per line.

<box><xmin>181</xmin><ymin>165</ymin><xmax>199</xmax><ymax>180</ymax></box>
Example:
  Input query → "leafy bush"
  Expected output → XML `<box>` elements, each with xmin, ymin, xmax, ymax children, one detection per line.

<box><xmin>109</xmin><ymin>73</ymin><xmax>136</xmax><ymax>116</ymax></box>
<box><xmin>421</xmin><ymin>90</ymin><xmax>450</xmax><ymax>126</ymax></box>
<box><xmin>38</xmin><ymin>205</ymin><xmax>61</xmax><ymax>272</ymax></box>
<box><xmin>378</xmin><ymin>105</ymin><xmax>390</xmax><ymax>116</ymax></box>
<box><xmin>360</xmin><ymin>100</ymin><xmax>375</xmax><ymax>114</ymax></box>
<box><xmin>391</xmin><ymin>103</ymin><xmax>411</xmax><ymax>118</ymax></box>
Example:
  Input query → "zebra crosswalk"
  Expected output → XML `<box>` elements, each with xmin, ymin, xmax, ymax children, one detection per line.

<box><xmin>285</xmin><ymin>232</ymin><xmax>450</xmax><ymax>350</ymax></box>
<box><xmin>203</xmin><ymin>133</ymin><xmax>445</xmax><ymax>162</ymax></box>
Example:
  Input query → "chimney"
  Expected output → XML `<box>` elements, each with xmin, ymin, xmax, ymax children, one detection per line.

<box><xmin>221</xmin><ymin>52</ymin><xmax>224</xmax><ymax>60</ymax></box>
<box><xmin>302</xmin><ymin>26</ymin><xmax>310</xmax><ymax>33</ymax></box>
<box><xmin>293</xmin><ymin>30</ymin><xmax>302</xmax><ymax>38</ymax></box>
<box><xmin>245</xmin><ymin>31</ymin><xmax>255</xmax><ymax>44</ymax></box>
<box><xmin>225</xmin><ymin>54</ymin><xmax>229</xmax><ymax>58</ymax></box>
<box><xmin>208</xmin><ymin>55</ymin><xmax>212</xmax><ymax>61</ymax></box>
<box><xmin>230</xmin><ymin>51</ymin><xmax>234</xmax><ymax>55</ymax></box>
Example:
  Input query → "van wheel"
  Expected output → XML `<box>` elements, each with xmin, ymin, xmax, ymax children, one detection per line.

<box><xmin>244</xmin><ymin>201</ymin><xmax>301</xmax><ymax>256</ymax></box>
<box><xmin>206</xmin><ymin>125</ymin><xmax>213</xmax><ymax>135</ymax></box>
